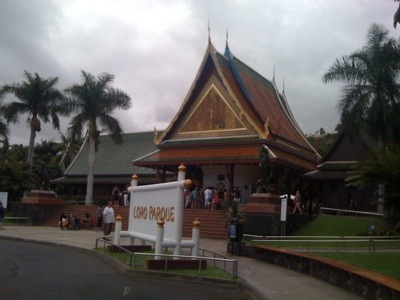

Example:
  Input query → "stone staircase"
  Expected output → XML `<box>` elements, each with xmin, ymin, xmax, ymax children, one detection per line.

<box><xmin>42</xmin><ymin>205</ymin><xmax>228</xmax><ymax>239</ymax></box>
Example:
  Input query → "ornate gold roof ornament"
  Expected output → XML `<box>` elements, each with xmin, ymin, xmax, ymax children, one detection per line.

<box><xmin>261</xmin><ymin>117</ymin><xmax>270</xmax><ymax>139</ymax></box>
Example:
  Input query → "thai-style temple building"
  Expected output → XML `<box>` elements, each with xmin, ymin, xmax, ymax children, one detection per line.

<box><xmin>133</xmin><ymin>37</ymin><xmax>320</xmax><ymax>203</ymax></box>
<box><xmin>52</xmin><ymin>35</ymin><xmax>320</xmax><ymax>207</ymax></box>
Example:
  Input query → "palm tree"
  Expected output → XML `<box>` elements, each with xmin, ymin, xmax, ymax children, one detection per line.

<box><xmin>0</xmin><ymin>156</ymin><xmax>34</xmax><ymax>202</ymax></box>
<box><xmin>322</xmin><ymin>24</ymin><xmax>400</xmax><ymax>145</ymax></box>
<box><xmin>32</xmin><ymin>139</ymin><xmax>64</xmax><ymax>182</ymax></box>
<box><xmin>0</xmin><ymin>88</ymin><xmax>10</xmax><ymax>148</ymax></box>
<box><xmin>58</xmin><ymin>130</ymin><xmax>83</xmax><ymax>169</ymax></box>
<box><xmin>1</xmin><ymin>71</ymin><xmax>67</xmax><ymax>167</ymax></box>
<box><xmin>394</xmin><ymin>0</ymin><xmax>400</xmax><ymax>28</ymax></box>
<box><xmin>65</xmin><ymin>71</ymin><xmax>131</xmax><ymax>205</ymax></box>
<box><xmin>346</xmin><ymin>144</ymin><xmax>400</xmax><ymax>229</ymax></box>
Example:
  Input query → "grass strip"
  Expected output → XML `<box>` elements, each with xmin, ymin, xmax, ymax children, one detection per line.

<box><xmin>310</xmin><ymin>252</ymin><xmax>400</xmax><ymax>280</ymax></box>
<box><xmin>95</xmin><ymin>247</ymin><xmax>236</xmax><ymax>280</ymax></box>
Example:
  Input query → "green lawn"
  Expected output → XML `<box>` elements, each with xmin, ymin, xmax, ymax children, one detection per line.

<box><xmin>293</xmin><ymin>215</ymin><xmax>400</xmax><ymax>280</ymax></box>
<box><xmin>314</xmin><ymin>252</ymin><xmax>400</xmax><ymax>280</ymax></box>
<box><xmin>292</xmin><ymin>215</ymin><xmax>384</xmax><ymax>236</ymax></box>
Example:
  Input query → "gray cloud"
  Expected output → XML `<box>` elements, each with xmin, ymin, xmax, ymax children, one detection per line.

<box><xmin>1</xmin><ymin>0</ymin><xmax>398</xmax><ymax>145</ymax></box>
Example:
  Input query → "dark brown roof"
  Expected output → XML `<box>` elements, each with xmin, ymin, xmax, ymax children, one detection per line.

<box><xmin>135</xmin><ymin>143</ymin><xmax>316</xmax><ymax>171</ymax></box>
<box><xmin>135</xmin><ymin>42</ymin><xmax>319</xmax><ymax>171</ymax></box>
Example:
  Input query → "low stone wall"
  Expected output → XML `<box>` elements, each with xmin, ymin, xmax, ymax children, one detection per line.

<box><xmin>251</xmin><ymin>245</ymin><xmax>400</xmax><ymax>300</ymax></box>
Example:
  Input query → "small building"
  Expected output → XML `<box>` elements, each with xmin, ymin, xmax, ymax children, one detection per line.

<box><xmin>52</xmin><ymin>131</ymin><xmax>164</xmax><ymax>202</ymax></box>
<box><xmin>303</xmin><ymin>130</ymin><xmax>378</xmax><ymax>212</ymax></box>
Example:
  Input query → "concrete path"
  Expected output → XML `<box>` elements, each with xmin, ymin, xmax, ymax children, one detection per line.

<box><xmin>0</xmin><ymin>226</ymin><xmax>361</xmax><ymax>300</ymax></box>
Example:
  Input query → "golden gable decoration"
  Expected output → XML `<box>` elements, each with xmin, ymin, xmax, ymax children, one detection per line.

<box><xmin>181</xmin><ymin>87</ymin><xmax>245</xmax><ymax>133</ymax></box>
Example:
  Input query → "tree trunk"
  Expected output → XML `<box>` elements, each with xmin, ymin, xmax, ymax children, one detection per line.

<box><xmin>27</xmin><ymin>126</ymin><xmax>36</xmax><ymax>169</ymax></box>
<box><xmin>85</xmin><ymin>135</ymin><xmax>96</xmax><ymax>205</ymax></box>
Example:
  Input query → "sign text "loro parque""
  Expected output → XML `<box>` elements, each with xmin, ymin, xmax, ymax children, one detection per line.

<box><xmin>133</xmin><ymin>206</ymin><xmax>175</xmax><ymax>222</ymax></box>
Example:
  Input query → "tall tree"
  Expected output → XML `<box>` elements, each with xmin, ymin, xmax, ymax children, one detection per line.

<box><xmin>1</xmin><ymin>71</ymin><xmax>67</xmax><ymax>167</ymax></box>
<box><xmin>394</xmin><ymin>0</ymin><xmax>400</xmax><ymax>28</ymax></box>
<box><xmin>0</xmin><ymin>88</ymin><xmax>10</xmax><ymax>148</ymax></box>
<box><xmin>65</xmin><ymin>71</ymin><xmax>131</xmax><ymax>205</ymax></box>
<box><xmin>322</xmin><ymin>24</ymin><xmax>400</xmax><ymax>145</ymax></box>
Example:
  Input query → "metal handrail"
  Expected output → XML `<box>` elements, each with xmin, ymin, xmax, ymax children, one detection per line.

<box><xmin>95</xmin><ymin>237</ymin><xmax>238</xmax><ymax>278</ymax></box>
<box><xmin>132</xmin><ymin>252</ymin><xmax>238</xmax><ymax>278</ymax></box>
<box><xmin>251</xmin><ymin>238</ymin><xmax>400</xmax><ymax>253</ymax></box>
<box><xmin>319</xmin><ymin>207</ymin><xmax>383</xmax><ymax>218</ymax></box>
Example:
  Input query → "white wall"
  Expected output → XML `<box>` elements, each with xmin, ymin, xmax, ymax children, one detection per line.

<box><xmin>201</xmin><ymin>165</ymin><xmax>259</xmax><ymax>203</ymax></box>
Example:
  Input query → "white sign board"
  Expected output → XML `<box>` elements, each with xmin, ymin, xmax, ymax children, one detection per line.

<box><xmin>280</xmin><ymin>196</ymin><xmax>287</xmax><ymax>222</ymax></box>
<box><xmin>0</xmin><ymin>192</ymin><xmax>8</xmax><ymax>209</ymax></box>
<box><xmin>128</xmin><ymin>181</ymin><xmax>184</xmax><ymax>241</ymax></box>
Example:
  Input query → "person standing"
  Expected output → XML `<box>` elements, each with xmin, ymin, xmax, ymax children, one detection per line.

<box><xmin>123</xmin><ymin>184</ymin><xmax>130</xmax><ymax>206</ymax></box>
<box><xmin>96</xmin><ymin>204</ymin><xmax>104</xmax><ymax>232</ymax></box>
<box><xmin>293</xmin><ymin>190</ymin><xmax>303</xmax><ymax>214</ymax></box>
<box><xmin>111</xmin><ymin>185</ymin><xmax>121</xmax><ymax>206</ymax></box>
<box><xmin>203</xmin><ymin>187</ymin><xmax>212</xmax><ymax>209</ymax></box>
<box><xmin>190</xmin><ymin>187</ymin><xmax>199</xmax><ymax>209</ymax></box>
<box><xmin>0</xmin><ymin>202</ymin><xmax>5</xmax><ymax>230</ymax></box>
<box><xmin>103</xmin><ymin>201</ymin><xmax>115</xmax><ymax>239</ymax></box>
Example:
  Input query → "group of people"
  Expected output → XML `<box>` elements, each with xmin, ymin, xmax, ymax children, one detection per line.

<box><xmin>58</xmin><ymin>201</ymin><xmax>115</xmax><ymax>240</ymax></box>
<box><xmin>184</xmin><ymin>186</ymin><xmax>237</xmax><ymax>210</ymax></box>
<box><xmin>59</xmin><ymin>212</ymin><xmax>93</xmax><ymax>230</ymax></box>
<box><xmin>111</xmin><ymin>185</ymin><xmax>130</xmax><ymax>207</ymax></box>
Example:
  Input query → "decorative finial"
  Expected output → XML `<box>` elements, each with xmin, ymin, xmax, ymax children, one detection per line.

<box><xmin>153</xmin><ymin>127</ymin><xmax>158</xmax><ymax>143</ymax></box>
<box><xmin>273</xmin><ymin>65</ymin><xmax>275</xmax><ymax>82</ymax></box>
<box><xmin>208</xmin><ymin>20</ymin><xmax>211</xmax><ymax>43</ymax></box>
<box><xmin>226</xmin><ymin>27</ymin><xmax>229</xmax><ymax>48</ymax></box>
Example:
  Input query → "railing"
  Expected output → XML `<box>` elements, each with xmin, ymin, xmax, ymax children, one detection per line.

<box><xmin>95</xmin><ymin>237</ymin><xmax>238</xmax><ymax>278</ymax></box>
<box><xmin>4</xmin><ymin>217</ymin><xmax>32</xmax><ymax>224</ymax></box>
<box><xmin>132</xmin><ymin>252</ymin><xmax>238</xmax><ymax>278</ymax></box>
<box><xmin>249</xmin><ymin>235</ymin><xmax>400</xmax><ymax>253</ymax></box>
<box><xmin>95</xmin><ymin>237</ymin><xmax>134</xmax><ymax>266</ymax></box>
<box><xmin>319</xmin><ymin>207</ymin><xmax>384</xmax><ymax>218</ymax></box>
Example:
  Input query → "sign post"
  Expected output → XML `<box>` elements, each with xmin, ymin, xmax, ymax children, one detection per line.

<box><xmin>280</xmin><ymin>196</ymin><xmax>287</xmax><ymax>236</ymax></box>
<box><xmin>0</xmin><ymin>192</ymin><xmax>8</xmax><ymax>209</ymax></box>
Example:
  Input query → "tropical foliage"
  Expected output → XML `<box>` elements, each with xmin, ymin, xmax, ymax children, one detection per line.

<box><xmin>65</xmin><ymin>71</ymin><xmax>131</xmax><ymax>205</ymax></box>
<box><xmin>223</xmin><ymin>200</ymin><xmax>247</xmax><ymax>227</ymax></box>
<box><xmin>0</xmin><ymin>88</ymin><xmax>10</xmax><ymax>148</ymax></box>
<box><xmin>322</xmin><ymin>23</ymin><xmax>400</xmax><ymax>145</ymax></box>
<box><xmin>58</xmin><ymin>130</ymin><xmax>83</xmax><ymax>169</ymax></box>
<box><xmin>0</xmin><ymin>155</ymin><xmax>34</xmax><ymax>202</ymax></box>
<box><xmin>346</xmin><ymin>144</ymin><xmax>400</xmax><ymax>228</ymax></box>
<box><xmin>323</xmin><ymin>23</ymin><xmax>400</xmax><ymax>227</ymax></box>
<box><xmin>1</xmin><ymin>71</ymin><xmax>68</xmax><ymax>166</ymax></box>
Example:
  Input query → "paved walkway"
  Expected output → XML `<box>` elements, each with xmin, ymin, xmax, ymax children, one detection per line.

<box><xmin>0</xmin><ymin>226</ymin><xmax>361</xmax><ymax>300</ymax></box>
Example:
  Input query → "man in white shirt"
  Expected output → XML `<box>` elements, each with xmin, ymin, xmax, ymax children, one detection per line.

<box><xmin>103</xmin><ymin>201</ymin><xmax>115</xmax><ymax>239</ymax></box>
<box><xmin>204</xmin><ymin>187</ymin><xmax>212</xmax><ymax>209</ymax></box>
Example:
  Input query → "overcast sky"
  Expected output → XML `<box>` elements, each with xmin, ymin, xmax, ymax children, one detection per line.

<box><xmin>0</xmin><ymin>0</ymin><xmax>398</xmax><ymax>145</ymax></box>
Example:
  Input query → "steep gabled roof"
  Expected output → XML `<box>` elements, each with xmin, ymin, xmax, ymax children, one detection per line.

<box><xmin>303</xmin><ymin>130</ymin><xmax>378</xmax><ymax>180</ymax></box>
<box><xmin>154</xmin><ymin>41</ymin><xmax>318</xmax><ymax>158</ymax></box>
<box><xmin>321</xmin><ymin>130</ymin><xmax>378</xmax><ymax>163</ymax></box>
